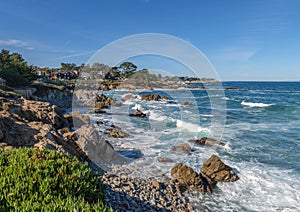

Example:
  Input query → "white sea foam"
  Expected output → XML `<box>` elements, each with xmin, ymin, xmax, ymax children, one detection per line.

<box><xmin>222</xmin><ymin>97</ymin><xmax>231</xmax><ymax>100</ymax></box>
<box><xmin>149</xmin><ymin>111</ymin><xmax>167</xmax><ymax>122</ymax></box>
<box><xmin>176</xmin><ymin>120</ymin><xmax>209</xmax><ymax>133</ymax></box>
<box><xmin>241</xmin><ymin>101</ymin><xmax>273</xmax><ymax>107</ymax></box>
<box><xmin>132</xmin><ymin>104</ymin><xmax>142</xmax><ymax>110</ymax></box>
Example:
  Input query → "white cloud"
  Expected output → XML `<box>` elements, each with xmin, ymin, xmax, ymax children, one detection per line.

<box><xmin>0</xmin><ymin>39</ymin><xmax>34</xmax><ymax>50</ymax></box>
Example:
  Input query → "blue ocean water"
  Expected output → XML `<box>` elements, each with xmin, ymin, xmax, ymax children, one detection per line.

<box><xmin>93</xmin><ymin>82</ymin><xmax>300</xmax><ymax>211</ymax></box>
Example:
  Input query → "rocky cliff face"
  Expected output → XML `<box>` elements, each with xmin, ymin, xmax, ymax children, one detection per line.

<box><xmin>0</xmin><ymin>92</ymin><xmax>125</xmax><ymax>168</ymax></box>
<box><xmin>34</xmin><ymin>88</ymin><xmax>73</xmax><ymax>109</ymax></box>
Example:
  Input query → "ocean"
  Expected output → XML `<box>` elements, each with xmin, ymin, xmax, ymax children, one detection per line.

<box><xmin>89</xmin><ymin>81</ymin><xmax>300</xmax><ymax>211</ymax></box>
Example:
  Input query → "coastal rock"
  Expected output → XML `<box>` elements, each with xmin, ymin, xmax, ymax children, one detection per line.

<box><xmin>201</xmin><ymin>155</ymin><xmax>239</xmax><ymax>182</ymax></box>
<box><xmin>225</xmin><ymin>87</ymin><xmax>238</xmax><ymax>91</ymax></box>
<box><xmin>189</xmin><ymin>137</ymin><xmax>225</xmax><ymax>146</ymax></box>
<box><xmin>129</xmin><ymin>109</ymin><xmax>146</xmax><ymax>118</ymax></box>
<box><xmin>171</xmin><ymin>163</ymin><xmax>215</xmax><ymax>193</ymax></box>
<box><xmin>162</xmin><ymin>96</ymin><xmax>169</xmax><ymax>100</ymax></box>
<box><xmin>181</xmin><ymin>101</ymin><xmax>193</xmax><ymax>106</ymax></box>
<box><xmin>64</xmin><ymin>111</ymin><xmax>90</xmax><ymax>128</ymax></box>
<box><xmin>75</xmin><ymin>125</ymin><xmax>126</xmax><ymax>167</ymax></box>
<box><xmin>171</xmin><ymin>143</ymin><xmax>191</xmax><ymax>154</ymax></box>
<box><xmin>96</xmin><ymin>93</ymin><xmax>115</xmax><ymax>106</ymax></box>
<box><xmin>157</xmin><ymin>157</ymin><xmax>173</xmax><ymax>163</ymax></box>
<box><xmin>141</xmin><ymin>94</ymin><xmax>161</xmax><ymax>101</ymax></box>
<box><xmin>107</xmin><ymin>127</ymin><xmax>127</xmax><ymax>138</ymax></box>
<box><xmin>171</xmin><ymin>163</ymin><xmax>199</xmax><ymax>186</ymax></box>
<box><xmin>121</xmin><ymin>93</ymin><xmax>138</xmax><ymax>101</ymax></box>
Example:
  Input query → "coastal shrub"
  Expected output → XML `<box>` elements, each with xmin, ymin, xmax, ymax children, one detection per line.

<box><xmin>0</xmin><ymin>148</ymin><xmax>111</xmax><ymax>211</ymax></box>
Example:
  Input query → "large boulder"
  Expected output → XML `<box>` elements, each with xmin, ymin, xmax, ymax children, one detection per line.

<box><xmin>75</xmin><ymin>125</ymin><xmax>126</xmax><ymax>168</ymax></box>
<box><xmin>200</xmin><ymin>155</ymin><xmax>239</xmax><ymax>182</ymax></box>
<box><xmin>171</xmin><ymin>143</ymin><xmax>191</xmax><ymax>154</ymax></box>
<box><xmin>189</xmin><ymin>137</ymin><xmax>225</xmax><ymax>146</ymax></box>
<box><xmin>141</xmin><ymin>94</ymin><xmax>161</xmax><ymax>101</ymax></box>
<box><xmin>171</xmin><ymin>163</ymin><xmax>215</xmax><ymax>193</ymax></box>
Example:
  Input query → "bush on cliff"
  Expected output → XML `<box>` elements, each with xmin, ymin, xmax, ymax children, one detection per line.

<box><xmin>0</xmin><ymin>148</ymin><xmax>111</xmax><ymax>211</ymax></box>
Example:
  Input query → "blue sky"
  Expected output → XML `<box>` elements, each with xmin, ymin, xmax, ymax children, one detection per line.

<box><xmin>0</xmin><ymin>0</ymin><xmax>299</xmax><ymax>81</ymax></box>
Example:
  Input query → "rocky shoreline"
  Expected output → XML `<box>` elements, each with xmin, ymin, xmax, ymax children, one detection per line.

<box><xmin>0</xmin><ymin>88</ymin><xmax>240</xmax><ymax>211</ymax></box>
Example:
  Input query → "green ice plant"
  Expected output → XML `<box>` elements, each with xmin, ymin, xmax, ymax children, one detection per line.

<box><xmin>0</xmin><ymin>148</ymin><xmax>112</xmax><ymax>211</ymax></box>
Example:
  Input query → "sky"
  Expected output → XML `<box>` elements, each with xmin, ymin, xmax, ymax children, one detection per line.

<box><xmin>0</xmin><ymin>0</ymin><xmax>299</xmax><ymax>81</ymax></box>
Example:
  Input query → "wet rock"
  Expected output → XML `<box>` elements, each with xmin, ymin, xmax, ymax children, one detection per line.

<box><xmin>189</xmin><ymin>137</ymin><xmax>225</xmax><ymax>146</ymax></box>
<box><xmin>181</xmin><ymin>101</ymin><xmax>193</xmax><ymax>106</ymax></box>
<box><xmin>171</xmin><ymin>163</ymin><xmax>215</xmax><ymax>193</ymax></box>
<box><xmin>171</xmin><ymin>163</ymin><xmax>200</xmax><ymax>186</ymax></box>
<box><xmin>94</xmin><ymin>93</ymin><xmax>115</xmax><ymax>108</ymax></box>
<box><xmin>129</xmin><ymin>109</ymin><xmax>146</xmax><ymax>118</ymax></box>
<box><xmin>171</xmin><ymin>143</ymin><xmax>191</xmax><ymax>154</ymax></box>
<box><xmin>201</xmin><ymin>155</ymin><xmax>239</xmax><ymax>182</ymax></box>
<box><xmin>158</xmin><ymin>157</ymin><xmax>173</xmax><ymax>163</ymax></box>
<box><xmin>96</xmin><ymin>120</ymin><xmax>103</xmax><ymax>125</ymax></box>
<box><xmin>141</xmin><ymin>94</ymin><xmax>161</xmax><ymax>101</ymax></box>
<box><xmin>108</xmin><ymin>127</ymin><xmax>126</xmax><ymax>138</ymax></box>
<box><xmin>162</xmin><ymin>96</ymin><xmax>169</xmax><ymax>100</ymax></box>
<box><xmin>225</xmin><ymin>87</ymin><xmax>238</xmax><ymax>91</ymax></box>
<box><xmin>121</xmin><ymin>93</ymin><xmax>138</xmax><ymax>101</ymax></box>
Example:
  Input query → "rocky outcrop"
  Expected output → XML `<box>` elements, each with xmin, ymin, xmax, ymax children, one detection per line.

<box><xmin>200</xmin><ymin>155</ymin><xmax>239</xmax><ymax>182</ymax></box>
<box><xmin>141</xmin><ymin>94</ymin><xmax>161</xmax><ymax>101</ymax></box>
<box><xmin>0</xmin><ymin>92</ymin><xmax>125</xmax><ymax>169</ymax></box>
<box><xmin>189</xmin><ymin>137</ymin><xmax>225</xmax><ymax>146</ymax></box>
<box><xmin>34</xmin><ymin>87</ymin><xmax>73</xmax><ymax>109</ymax></box>
<box><xmin>64</xmin><ymin>111</ymin><xmax>90</xmax><ymax>128</ymax></box>
<box><xmin>171</xmin><ymin>163</ymin><xmax>216</xmax><ymax>193</ymax></box>
<box><xmin>171</xmin><ymin>143</ymin><xmax>191</xmax><ymax>154</ymax></box>
<box><xmin>75</xmin><ymin>125</ymin><xmax>126</xmax><ymax>168</ymax></box>
<box><xmin>129</xmin><ymin>109</ymin><xmax>146</xmax><ymax>118</ymax></box>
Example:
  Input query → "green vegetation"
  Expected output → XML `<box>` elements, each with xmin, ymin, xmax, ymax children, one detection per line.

<box><xmin>0</xmin><ymin>49</ymin><xmax>37</xmax><ymax>87</ymax></box>
<box><xmin>33</xmin><ymin>81</ymin><xmax>66</xmax><ymax>91</ymax></box>
<box><xmin>0</xmin><ymin>148</ymin><xmax>111</xmax><ymax>211</ymax></box>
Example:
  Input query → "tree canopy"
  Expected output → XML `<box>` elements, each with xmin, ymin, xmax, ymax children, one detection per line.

<box><xmin>0</xmin><ymin>49</ymin><xmax>36</xmax><ymax>87</ymax></box>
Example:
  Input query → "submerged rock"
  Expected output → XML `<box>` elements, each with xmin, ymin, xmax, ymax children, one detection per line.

<box><xmin>171</xmin><ymin>143</ymin><xmax>191</xmax><ymax>154</ymax></box>
<box><xmin>200</xmin><ymin>155</ymin><xmax>239</xmax><ymax>182</ymax></box>
<box><xmin>189</xmin><ymin>137</ymin><xmax>225</xmax><ymax>146</ymax></box>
